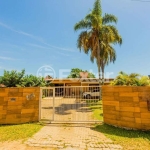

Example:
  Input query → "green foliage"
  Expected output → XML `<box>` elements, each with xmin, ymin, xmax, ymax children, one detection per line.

<box><xmin>67</xmin><ymin>68</ymin><xmax>95</xmax><ymax>78</ymax></box>
<box><xmin>68</xmin><ymin>68</ymin><xmax>82</xmax><ymax>78</ymax></box>
<box><xmin>92</xmin><ymin>109</ymin><xmax>103</xmax><ymax>121</ymax></box>
<box><xmin>111</xmin><ymin>71</ymin><xmax>150</xmax><ymax>86</ymax></box>
<box><xmin>93</xmin><ymin>124</ymin><xmax>150</xmax><ymax>150</ymax></box>
<box><xmin>0</xmin><ymin>69</ymin><xmax>49</xmax><ymax>87</ymax></box>
<box><xmin>0</xmin><ymin>123</ymin><xmax>42</xmax><ymax>141</ymax></box>
<box><xmin>87</xmin><ymin>71</ymin><xmax>96</xmax><ymax>78</ymax></box>
<box><xmin>0</xmin><ymin>69</ymin><xmax>25</xmax><ymax>87</ymax></box>
<box><xmin>17</xmin><ymin>75</ymin><xmax>47</xmax><ymax>87</ymax></box>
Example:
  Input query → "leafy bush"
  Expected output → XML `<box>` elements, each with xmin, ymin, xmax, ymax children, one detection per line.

<box><xmin>68</xmin><ymin>68</ymin><xmax>95</xmax><ymax>78</ymax></box>
<box><xmin>0</xmin><ymin>70</ymin><xmax>25</xmax><ymax>87</ymax></box>
<box><xmin>111</xmin><ymin>71</ymin><xmax>150</xmax><ymax>86</ymax></box>
<box><xmin>0</xmin><ymin>69</ymin><xmax>50</xmax><ymax>87</ymax></box>
<box><xmin>17</xmin><ymin>75</ymin><xmax>47</xmax><ymax>87</ymax></box>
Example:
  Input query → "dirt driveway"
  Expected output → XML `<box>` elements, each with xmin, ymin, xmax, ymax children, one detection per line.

<box><xmin>41</xmin><ymin>97</ymin><xmax>101</xmax><ymax>122</ymax></box>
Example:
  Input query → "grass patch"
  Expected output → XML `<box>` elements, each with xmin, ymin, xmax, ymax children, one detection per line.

<box><xmin>86</xmin><ymin>100</ymin><xmax>102</xmax><ymax>104</ymax></box>
<box><xmin>90</xmin><ymin>105</ymin><xmax>101</xmax><ymax>109</ymax></box>
<box><xmin>92</xmin><ymin>109</ymin><xmax>103</xmax><ymax>121</ymax></box>
<box><xmin>0</xmin><ymin>123</ymin><xmax>42</xmax><ymax>142</ymax></box>
<box><xmin>85</xmin><ymin>100</ymin><xmax>103</xmax><ymax>121</ymax></box>
<box><xmin>93</xmin><ymin>124</ymin><xmax>150</xmax><ymax>150</ymax></box>
<box><xmin>87</xmin><ymin>100</ymin><xmax>103</xmax><ymax>121</ymax></box>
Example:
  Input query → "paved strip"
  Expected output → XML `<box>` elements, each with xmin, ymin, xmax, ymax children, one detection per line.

<box><xmin>25</xmin><ymin>124</ymin><xmax>122</xmax><ymax>150</ymax></box>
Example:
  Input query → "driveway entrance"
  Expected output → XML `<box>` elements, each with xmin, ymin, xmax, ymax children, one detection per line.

<box><xmin>25</xmin><ymin>124</ymin><xmax>122</xmax><ymax>149</ymax></box>
<box><xmin>40</xmin><ymin>86</ymin><xmax>102</xmax><ymax>123</ymax></box>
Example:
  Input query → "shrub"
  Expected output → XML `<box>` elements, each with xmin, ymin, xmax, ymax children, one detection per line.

<box><xmin>17</xmin><ymin>75</ymin><xmax>47</xmax><ymax>87</ymax></box>
<box><xmin>0</xmin><ymin>70</ymin><xmax>25</xmax><ymax>87</ymax></box>
<box><xmin>0</xmin><ymin>69</ymin><xmax>51</xmax><ymax>87</ymax></box>
<box><xmin>111</xmin><ymin>71</ymin><xmax>150</xmax><ymax>86</ymax></box>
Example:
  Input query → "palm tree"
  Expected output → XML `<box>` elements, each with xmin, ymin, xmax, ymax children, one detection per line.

<box><xmin>111</xmin><ymin>71</ymin><xmax>150</xmax><ymax>86</ymax></box>
<box><xmin>74</xmin><ymin>0</ymin><xmax>122</xmax><ymax>85</ymax></box>
<box><xmin>100</xmin><ymin>45</ymin><xmax>116</xmax><ymax>84</ymax></box>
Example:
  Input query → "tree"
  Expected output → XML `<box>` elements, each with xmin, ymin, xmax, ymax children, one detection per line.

<box><xmin>67</xmin><ymin>68</ymin><xmax>95</xmax><ymax>78</ymax></box>
<box><xmin>99</xmin><ymin>45</ymin><xmax>116</xmax><ymax>84</ymax></box>
<box><xmin>0</xmin><ymin>69</ymin><xmax>25</xmax><ymax>87</ymax></box>
<box><xmin>86</xmin><ymin>71</ymin><xmax>96</xmax><ymax>78</ymax></box>
<box><xmin>0</xmin><ymin>69</ymin><xmax>48</xmax><ymax>87</ymax></box>
<box><xmin>74</xmin><ymin>0</ymin><xmax>122</xmax><ymax>85</ymax></box>
<box><xmin>111</xmin><ymin>71</ymin><xmax>150</xmax><ymax>86</ymax></box>
<box><xmin>19</xmin><ymin>75</ymin><xmax>47</xmax><ymax>87</ymax></box>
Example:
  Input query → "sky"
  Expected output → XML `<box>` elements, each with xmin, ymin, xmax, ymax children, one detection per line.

<box><xmin>0</xmin><ymin>0</ymin><xmax>150</xmax><ymax>79</ymax></box>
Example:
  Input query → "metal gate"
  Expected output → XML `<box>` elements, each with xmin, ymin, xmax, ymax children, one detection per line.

<box><xmin>40</xmin><ymin>86</ymin><xmax>102</xmax><ymax>123</ymax></box>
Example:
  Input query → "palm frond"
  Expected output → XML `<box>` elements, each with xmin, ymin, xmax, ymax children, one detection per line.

<box><xmin>74</xmin><ymin>20</ymin><xmax>92</xmax><ymax>31</ymax></box>
<box><xmin>85</xmin><ymin>13</ymin><xmax>102</xmax><ymax>29</ymax></box>
<box><xmin>102</xmin><ymin>13</ymin><xmax>118</xmax><ymax>24</ymax></box>
<box><xmin>92</xmin><ymin>0</ymin><xmax>102</xmax><ymax>16</ymax></box>
<box><xmin>77</xmin><ymin>31</ymin><xmax>90</xmax><ymax>53</ymax></box>
<box><xmin>105</xmin><ymin>25</ymin><xmax>122</xmax><ymax>45</ymax></box>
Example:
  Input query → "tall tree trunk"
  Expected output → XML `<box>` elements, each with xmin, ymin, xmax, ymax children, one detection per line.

<box><xmin>97</xmin><ymin>37</ymin><xmax>101</xmax><ymax>100</ymax></box>
<box><xmin>97</xmin><ymin>42</ymin><xmax>101</xmax><ymax>86</ymax></box>
<box><xmin>102</xmin><ymin>66</ymin><xmax>104</xmax><ymax>85</ymax></box>
<box><xmin>98</xmin><ymin>62</ymin><xmax>101</xmax><ymax>101</ymax></box>
<box><xmin>98</xmin><ymin>66</ymin><xmax>101</xmax><ymax>85</ymax></box>
<box><xmin>102</xmin><ymin>62</ymin><xmax>105</xmax><ymax>85</ymax></box>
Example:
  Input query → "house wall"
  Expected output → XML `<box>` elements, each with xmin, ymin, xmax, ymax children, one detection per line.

<box><xmin>65</xmin><ymin>83</ymin><xmax>81</xmax><ymax>86</ymax></box>
<box><xmin>0</xmin><ymin>87</ymin><xmax>40</xmax><ymax>124</ymax></box>
<box><xmin>50</xmin><ymin>78</ymin><xmax>114</xmax><ymax>87</ymax></box>
<box><xmin>53</xmin><ymin>83</ymin><xmax>101</xmax><ymax>97</ymax></box>
<box><xmin>102</xmin><ymin>86</ymin><xmax>150</xmax><ymax>130</ymax></box>
<box><xmin>64</xmin><ymin>86</ymin><xmax>86</xmax><ymax>97</ymax></box>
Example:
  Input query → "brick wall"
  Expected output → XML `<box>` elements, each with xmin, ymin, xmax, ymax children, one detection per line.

<box><xmin>0</xmin><ymin>87</ymin><xmax>40</xmax><ymax>124</ymax></box>
<box><xmin>102</xmin><ymin>86</ymin><xmax>150</xmax><ymax>130</ymax></box>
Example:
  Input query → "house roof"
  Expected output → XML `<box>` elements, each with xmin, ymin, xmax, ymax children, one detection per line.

<box><xmin>0</xmin><ymin>84</ymin><xmax>6</xmax><ymax>87</ymax></box>
<box><xmin>45</xmin><ymin>78</ymin><xmax>114</xmax><ymax>84</ymax></box>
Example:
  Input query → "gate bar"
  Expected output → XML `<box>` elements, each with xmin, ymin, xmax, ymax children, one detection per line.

<box><xmin>53</xmin><ymin>87</ymin><xmax>55</xmax><ymax>121</ymax></box>
<box><xmin>39</xmin><ymin>88</ymin><xmax>42</xmax><ymax>121</ymax></box>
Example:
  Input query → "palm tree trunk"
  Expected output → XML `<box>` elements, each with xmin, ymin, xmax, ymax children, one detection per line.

<box><xmin>101</xmin><ymin>61</ymin><xmax>105</xmax><ymax>85</ymax></box>
<box><xmin>97</xmin><ymin>45</ymin><xmax>101</xmax><ymax>85</ymax></box>
<box><xmin>97</xmin><ymin>37</ymin><xmax>101</xmax><ymax>100</ymax></box>
<box><xmin>102</xmin><ymin>66</ymin><xmax>104</xmax><ymax>85</ymax></box>
<box><xmin>98</xmin><ymin>66</ymin><xmax>101</xmax><ymax>84</ymax></box>
<box><xmin>98</xmin><ymin>63</ymin><xmax>101</xmax><ymax>101</ymax></box>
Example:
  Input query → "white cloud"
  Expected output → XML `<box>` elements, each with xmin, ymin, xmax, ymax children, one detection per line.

<box><xmin>28</xmin><ymin>43</ymin><xmax>76</xmax><ymax>53</ymax></box>
<box><xmin>0</xmin><ymin>56</ymin><xmax>16</xmax><ymax>60</ymax></box>
<box><xmin>0</xmin><ymin>22</ymin><xmax>13</xmax><ymax>30</ymax></box>
<box><xmin>28</xmin><ymin>43</ymin><xmax>51</xmax><ymax>50</ymax></box>
<box><xmin>0</xmin><ymin>21</ymin><xmax>76</xmax><ymax>53</ymax></box>
<box><xmin>28</xmin><ymin>43</ymin><xmax>73</xmax><ymax>57</ymax></box>
<box><xmin>0</xmin><ymin>22</ymin><xmax>44</xmax><ymax>42</ymax></box>
<box><xmin>56</xmin><ymin>51</ymin><xmax>70</xmax><ymax>57</ymax></box>
<box><xmin>43</xmin><ymin>42</ymin><xmax>76</xmax><ymax>52</ymax></box>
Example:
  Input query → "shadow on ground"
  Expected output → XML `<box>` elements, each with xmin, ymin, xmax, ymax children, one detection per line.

<box><xmin>91</xmin><ymin>123</ymin><xmax>150</xmax><ymax>140</ymax></box>
<box><xmin>42</xmin><ymin>102</ymin><xmax>102</xmax><ymax>115</ymax></box>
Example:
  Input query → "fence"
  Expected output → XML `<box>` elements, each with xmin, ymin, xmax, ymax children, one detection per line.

<box><xmin>102</xmin><ymin>86</ymin><xmax>150</xmax><ymax>130</ymax></box>
<box><xmin>0</xmin><ymin>87</ymin><xmax>40</xmax><ymax>124</ymax></box>
<box><xmin>42</xmin><ymin>86</ymin><xmax>101</xmax><ymax>99</ymax></box>
<box><xmin>40</xmin><ymin>86</ymin><xmax>102</xmax><ymax>122</ymax></box>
